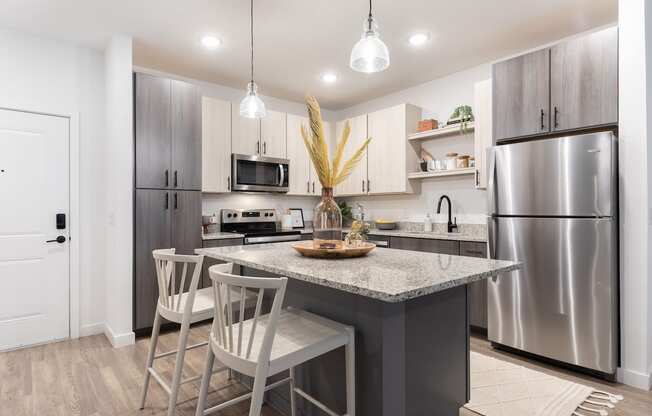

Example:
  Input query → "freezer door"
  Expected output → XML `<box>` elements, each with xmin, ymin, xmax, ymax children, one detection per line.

<box><xmin>487</xmin><ymin>217</ymin><xmax>618</xmax><ymax>374</ymax></box>
<box><xmin>488</xmin><ymin>132</ymin><xmax>616</xmax><ymax>216</ymax></box>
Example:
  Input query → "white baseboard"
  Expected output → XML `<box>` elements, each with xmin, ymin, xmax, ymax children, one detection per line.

<box><xmin>617</xmin><ymin>367</ymin><xmax>652</xmax><ymax>390</ymax></box>
<box><xmin>79</xmin><ymin>322</ymin><xmax>105</xmax><ymax>337</ymax></box>
<box><xmin>103</xmin><ymin>323</ymin><xmax>135</xmax><ymax>348</ymax></box>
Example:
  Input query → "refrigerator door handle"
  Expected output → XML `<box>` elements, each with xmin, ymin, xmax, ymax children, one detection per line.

<box><xmin>487</xmin><ymin>147</ymin><xmax>497</xmax><ymax>214</ymax></box>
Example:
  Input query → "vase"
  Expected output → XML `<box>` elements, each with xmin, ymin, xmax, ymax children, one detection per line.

<box><xmin>313</xmin><ymin>187</ymin><xmax>343</xmax><ymax>249</ymax></box>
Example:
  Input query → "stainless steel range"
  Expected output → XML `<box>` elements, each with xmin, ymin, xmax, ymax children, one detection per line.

<box><xmin>221</xmin><ymin>209</ymin><xmax>301</xmax><ymax>244</ymax></box>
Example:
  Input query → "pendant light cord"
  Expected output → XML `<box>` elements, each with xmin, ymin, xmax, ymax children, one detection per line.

<box><xmin>250</xmin><ymin>0</ymin><xmax>254</xmax><ymax>84</ymax></box>
<box><xmin>367</xmin><ymin>0</ymin><xmax>373</xmax><ymax>31</ymax></box>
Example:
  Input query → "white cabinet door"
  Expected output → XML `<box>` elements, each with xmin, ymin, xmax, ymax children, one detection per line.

<box><xmin>334</xmin><ymin>115</ymin><xmax>368</xmax><ymax>196</ymax></box>
<box><xmin>474</xmin><ymin>79</ymin><xmax>493</xmax><ymax>189</ymax></box>
<box><xmin>367</xmin><ymin>104</ymin><xmax>419</xmax><ymax>194</ymax></box>
<box><xmin>287</xmin><ymin>114</ymin><xmax>311</xmax><ymax>195</ymax></box>
<box><xmin>231</xmin><ymin>111</ymin><xmax>260</xmax><ymax>155</ymax></box>
<box><xmin>202</xmin><ymin>97</ymin><xmax>232</xmax><ymax>193</ymax></box>
<box><xmin>260</xmin><ymin>110</ymin><xmax>287</xmax><ymax>158</ymax></box>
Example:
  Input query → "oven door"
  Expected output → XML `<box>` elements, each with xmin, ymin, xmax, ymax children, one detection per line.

<box><xmin>232</xmin><ymin>154</ymin><xmax>289</xmax><ymax>193</ymax></box>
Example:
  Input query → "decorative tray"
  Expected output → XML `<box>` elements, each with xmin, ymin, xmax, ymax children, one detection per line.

<box><xmin>292</xmin><ymin>241</ymin><xmax>376</xmax><ymax>259</ymax></box>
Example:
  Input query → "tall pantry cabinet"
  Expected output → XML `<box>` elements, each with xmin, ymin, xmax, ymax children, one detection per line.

<box><xmin>133</xmin><ymin>72</ymin><xmax>202</xmax><ymax>333</ymax></box>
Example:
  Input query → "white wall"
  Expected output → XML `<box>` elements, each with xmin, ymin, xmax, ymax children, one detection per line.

<box><xmin>618</xmin><ymin>0</ymin><xmax>652</xmax><ymax>390</ymax></box>
<box><xmin>134</xmin><ymin>66</ymin><xmax>323</xmax><ymax>220</ymax></box>
<box><xmin>103</xmin><ymin>35</ymin><xmax>135</xmax><ymax>347</ymax></box>
<box><xmin>0</xmin><ymin>28</ymin><xmax>107</xmax><ymax>336</ymax></box>
<box><xmin>334</xmin><ymin>65</ymin><xmax>492</xmax><ymax>224</ymax></box>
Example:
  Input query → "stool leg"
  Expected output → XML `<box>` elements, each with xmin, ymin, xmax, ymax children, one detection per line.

<box><xmin>248</xmin><ymin>363</ymin><xmax>270</xmax><ymax>416</ymax></box>
<box><xmin>289</xmin><ymin>367</ymin><xmax>297</xmax><ymax>416</ymax></box>
<box><xmin>167</xmin><ymin>320</ymin><xmax>191</xmax><ymax>416</ymax></box>
<box><xmin>195</xmin><ymin>345</ymin><xmax>216</xmax><ymax>416</ymax></box>
<box><xmin>345</xmin><ymin>327</ymin><xmax>356</xmax><ymax>416</ymax></box>
<box><xmin>140</xmin><ymin>306</ymin><xmax>162</xmax><ymax>409</ymax></box>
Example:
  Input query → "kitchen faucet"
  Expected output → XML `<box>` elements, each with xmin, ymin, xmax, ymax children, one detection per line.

<box><xmin>436</xmin><ymin>195</ymin><xmax>458</xmax><ymax>233</ymax></box>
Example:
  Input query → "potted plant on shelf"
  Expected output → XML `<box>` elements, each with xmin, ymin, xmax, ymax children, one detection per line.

<box><xmin>301</xmin><ymin>95</ymin><xmax>371</xmax><ymax>249</ymax></box>
<box><xmin>447</xmin><ymin>105</ymin><xmax>474</xmax><ymax>134</ymax></box>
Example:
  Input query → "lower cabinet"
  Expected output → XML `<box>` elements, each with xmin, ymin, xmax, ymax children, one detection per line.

<box><xmin>201</xmin><ymin>238</ymin><xmax>245</xmax><ymax>288</ymax></box>
<box><xmin>460</xmin><ymin>241</ymin><xmax>488</xmax><ymax>331</ymax></box>
<box><xmin>388</xmin><ymin>236</ymin><xmax>488</xmax><ymax>332</ymax></box>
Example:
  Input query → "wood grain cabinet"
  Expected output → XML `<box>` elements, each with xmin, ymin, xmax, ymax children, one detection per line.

<box><xmin>460</xmin><ymin>241</ymin><xmax>488</xmax><ymax>331</ymax></box>
<box><xmin>202</xmin><ymin>97</ymin><xmax>232</xmax><ymax>193</ymax></box>
<box><xmin>389</xmin><ymin>236</ymin><xmax>459</xmax><ymax>255</ymax></box>
<box><xmin>550</xmin><ymin>26</ymin><xmax>618</xmax><ymax>132</ymax></box>
<box><xmin>135</xmin><ymin>73</ymin><xmax>201</xmax><ymax>190</ymax></box>
<box><xmin>493</xmin><ymin>27</ymin><xmax>618</xmax><ymax>142</ymax></box>
<box><xmin>492</xmin><ymin>48</ymin><xmax>550</xmax><ymax>141</ymax></box>
<box><xmin>201</xmin><ymin>238</ymin><xmax>245</xmax><ymax>288</ymax></box>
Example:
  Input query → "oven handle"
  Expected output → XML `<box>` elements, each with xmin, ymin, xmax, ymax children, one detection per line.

<box><xmin>368</xmin><ymin>239</ymin><xmax>389</xmax><ymax>247</ymax></box>
<box><xmin>245</xmin><ymin>234</ymin><xmax>301</xmax><ymax>244</ymax></box>
<box><xmin>278</xmin><ymin>164</ymin><xmax>285</xmax><ymax>187</ymax></box>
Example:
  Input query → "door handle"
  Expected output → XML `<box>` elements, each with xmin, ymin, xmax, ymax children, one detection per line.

<box><xmin>540</xmin><ymin>109</ymin><xmax>545</xmax><ymax>130</ymax></box>
<box><xmin>46</xmin><ymin>236</ymin><xmax>66</xmax><ymax>244</ymax></box>
<box><xmin>362</xmin><ymin>180</ymin><xmax>365</xmax><ymax>192</ymax></box>
<box><xmin>307</xmin><ymin>180</ymin><xmax>310</xmax><ymax>193</ymax></box>
<box><xmin>227</xmin><ymin>176</ymin><xmax>231</xmax><ymax>191</ymax></box>
<box><xmin>312</xmin><ymin>181</ymin><xmax>315</xmax><ymax>193</ymax></box>
<box><xmin>174</xmin><ymin>170</ymin><xmax>178</xmax><ymax>188</ymax></box>
<box><xmin>174</xmin><ymin>192</ymin><xmax>178</xmax><ymax>209</ymax></box>
<box><xmin>367</xmin><ymin>179</ymin><xmax>370</xmax><ymax>193</ymax></box>
<box><xmin>263</xmin><ymin>142</ymin><xmax>267</xmax><ymax>154</ymax></box>
<box><xmin>554</xmin><ymin>106</ymin><xmax>559</xmax><ymax>129</ymax></box>
<box><xmin>256</xmin><ymin>141</ymin><xmax>260</xmax><ymax>154</ymax></box>
<box><xmin>165</xmin><ymin>170</ymin><xmax>169</xmax><ymax>187</ymax></box>
<box><xmin>164</xmin><ymin>191</ymin><xmax>169</xmax><ymax>209</ymax></box>
<box><xmin>278</xmin><ymin>164</ymin><xmax>285</xmax><ymax>187</ymax></box>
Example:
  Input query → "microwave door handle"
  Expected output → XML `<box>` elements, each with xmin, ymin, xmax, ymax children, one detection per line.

<box><xmin>278</xmin><ymin>164</ymin><xmax>285</xmax><ymax>186</ymax></box>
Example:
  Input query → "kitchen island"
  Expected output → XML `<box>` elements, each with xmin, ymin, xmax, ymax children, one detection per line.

<box><xmin>196</xmin><ymin>242</ymin><xmax>519</xmax><ymax>416</ymax></box>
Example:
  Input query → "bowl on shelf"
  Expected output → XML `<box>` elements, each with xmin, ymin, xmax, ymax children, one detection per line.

<box><xmin>374</xmin><ymin>220</ymin><xmax>397</xmax><ymax>230</ymax></box>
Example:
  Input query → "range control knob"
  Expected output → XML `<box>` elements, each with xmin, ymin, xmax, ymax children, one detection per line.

<box><xmin>227</xmin><ymin>213</ymin><xmax>232</xmax><ymax>218</ymax></box>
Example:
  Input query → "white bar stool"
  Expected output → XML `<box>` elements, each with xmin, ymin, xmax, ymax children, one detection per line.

<box><xmin>139</xmin><ymin>249</ymin><xmax>252</xmax><ymax>416</ymax></box>
<box><xmin>195</xmin><ymin>263</ymin><xmax>356</xmax><ymax>416</ymax></box>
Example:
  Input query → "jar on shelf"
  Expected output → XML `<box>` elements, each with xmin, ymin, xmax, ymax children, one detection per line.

<box><xmin>469</xmin><ymin>156</ymin><xmax>476</xmax><ymax>167</ymax></box>
<box><xmin>445</xmin><ymin>153</ymin><xmax>458</xmax><ymax>170</ymax></box>
<box><xmin>457</xmin><ymin>155</ymin><xmax>470</xmax><ymax>168</ymax></box>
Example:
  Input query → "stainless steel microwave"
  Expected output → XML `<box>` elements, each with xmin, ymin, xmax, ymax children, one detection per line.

<box><xmin>231</xmin><ymin>154</ymin><xmax>289</xmax><ymax>193</ymax></box>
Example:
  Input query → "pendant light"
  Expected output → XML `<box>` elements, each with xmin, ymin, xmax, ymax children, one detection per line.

<box><xmin>240</xmin><ymin>0</ymin><xmax>266</xmax><ymax>118</ymax></box>
<box><xmin>350</xmin><ymin>0</ymin><xmax>390</xmax><ymax>73</ymax></box>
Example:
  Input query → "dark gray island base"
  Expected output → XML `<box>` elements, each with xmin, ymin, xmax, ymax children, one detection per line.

<box><xmin>196</xmin><ymin>242</ymin><xmax>519</xmax><ymax>416</ymax></box>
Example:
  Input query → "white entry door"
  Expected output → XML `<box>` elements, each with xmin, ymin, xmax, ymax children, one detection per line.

<box><xmin>0</xmin><ymin>109</ymin><xmax>70</xmax><ymax>350</ymax></box>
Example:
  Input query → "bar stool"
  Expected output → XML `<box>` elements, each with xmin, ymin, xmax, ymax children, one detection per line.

<box><xmin>195</xmin><ymin>263</ymin><xmax>356</xmax><ymax>416</ymax></box>
<box><xmin>139</xmin><ymin>249</ymin><xmax>252</xmax><ymax>416</ymax></box>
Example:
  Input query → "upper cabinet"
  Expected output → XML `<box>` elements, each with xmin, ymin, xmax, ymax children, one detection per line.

<box><xmin>135</xmin><ymin>73</ymin><xmax>201</xmax><ymax>190</ymax></box>
<box><xmin>493</xmin><ymin>26</ymin><xmax>618</xmax><ymax>142</ymax></box>
<box><xmin>550</xmin><ymin>26</ymin><xmax>618</xmax><ymax>132</ymax></box>
<box><xmin>335</xmin><ymin>115</ymin><xmax>368</xmax><ymax>196</ymax></box>
<box><xmin>492</xmin><ymin>48</ymin><xmax>550</xmax><ymax>141</ymax></box>
<box><xmin>231</xmin><ymin>112</ymin><xmax>261</xmax><ymax>155</ymax></box>
<box><xmin>202</xmin><ymin>97</ymin><xmax>232</xmax><ymax>193</ymax></box>
<box><xmin>171</xmin><ymin>80</ymin><xmax>202</xmax><ymax>190</ymax></box>
<box><xmin>286</xmin><ymin>114</ymin><xmax>312</xmax><ymax>195</ymax></box>
<box><xmin>260</xmin><ymin>110</ymin><xmax>287</xmax><ymax>158</ymax></box>
<box><xmin>231</xmin><ymin>110</ymin><xmax>287</xmax><ymax>158</ymax></box>
<box><xmin>367</xmin><ymin>104</ymin><xmax>420</xmax><ymax>195</ymax></box>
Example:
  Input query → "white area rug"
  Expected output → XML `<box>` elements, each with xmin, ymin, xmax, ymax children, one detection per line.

<box><xmin>465</xmin><ymin>352</ymin><xmax>623</xmax><ymax>416</ymax></box>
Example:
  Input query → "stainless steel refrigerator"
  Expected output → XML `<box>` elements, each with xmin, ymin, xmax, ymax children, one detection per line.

<box><xmin>487</xmin><ymin>131</ymin><xmax>618</xmax><ymax>375</ymax></box>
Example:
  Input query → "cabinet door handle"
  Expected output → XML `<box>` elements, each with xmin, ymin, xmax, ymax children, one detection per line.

<box><xmin>174</xmin><ymin>170</ymin><xmax>178</xmax><ymax>188</ymax></box>
<box><xmin>164</xmin><ymin>192</ymin><xmax>169</xmax><ymax>209</ymax></box>
<box><xmin>362</xmin><ymin>180</ymin><xmax>365</xmax><ymax>192</ymax></box>
<box><xmin>307</xmin><ymin>180</ymin><xmax>310</xmax><ymax>193</ymax></box>
<box><xmin>367</xmin><ymin>179</ymin><xmax>370</xmax><ymax>193</ymax></box>
<box><xmin>165</xmin><ymin>170</ymin><xmax>169</xmax><ymax>187</ymax></box>
<box><xmin>540</xmin><ymin>109</ymin><xmax>545</xmax><ymax>130</ymax></box>
<box><xmin>554</xmin><ymin>106</ymin><xmax>559</xmax><ymax>129</ymax></box>
<box><xmin>256</xmin><ymin>141</ymin><xmax>260</xmax><ymax>154</ymax></box>
<box><xmin>475</xmin><ymin>169</ymin><xmax>480</xmax><ymax>187</ymax></box>
<box><xmin>174</xmin><ymin>192</ymin><xmax>178</xmax><ymax>209</ymax></box>
<box><xmin>263</xmin><ymin>141</ymin><xmax>267</xmax><ymax>154</ymax></box>
<box><xmin>312</xmin><ymin>181</ymin><xmax>315</xmax><ymax>193</ymax></box>
<box><xmin>227</xmin><ymin>176</ymin><xmax>230</xmax><ymax>191</ymax></box>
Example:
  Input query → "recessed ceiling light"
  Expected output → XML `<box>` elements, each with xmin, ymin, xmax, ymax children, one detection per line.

<box><xmin>320</xmin><ymin>72</ymin><xmax>338</xmax><ymax>84</ymax></box>
<box><xmin>201</xmin><ymin>35</ymin><xmax>222</xmax><ymax>49</ymax></box>
<box><xmin>408</xmin><ymin>33</ymin><xmax>429</xmax><ymax>46</ymax></box>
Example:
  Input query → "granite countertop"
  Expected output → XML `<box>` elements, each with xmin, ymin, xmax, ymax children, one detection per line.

<box><xmin>202</xmin><ymin>232</ymin><xmax>245</xmax><ymax>240</ymax></box>
<box><xmin>299</xmin><ymin>227</ymin><xmax>486</xmax><ymax>242</ymax></box>
<box><xmin>196</xmin><ymin>242</ymin><xmax>519</xmax><ymax>303</ymax></box>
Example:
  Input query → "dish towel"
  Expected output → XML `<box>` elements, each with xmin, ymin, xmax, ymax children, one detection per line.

<box><xmin>465</xmin><ymin>352</ymin><xmax>623</xmax><ymax>416</ymax></box>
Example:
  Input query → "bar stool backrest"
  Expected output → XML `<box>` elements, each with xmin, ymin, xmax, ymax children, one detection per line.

<box><xmin>152</xmin><ymin>248</ymin><xmax>205</xmax><ymax>318</ymax></box>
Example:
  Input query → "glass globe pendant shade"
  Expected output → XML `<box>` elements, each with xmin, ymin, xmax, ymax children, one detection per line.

<box><xmin>239</xmin><ymin>81</ymin><xmax>266</xmax><ymax>119</ymax></box>
<box><xmin>350</xmin><ymin>16</ymin><xmax>390</xmax><ymax>73</ymax></box>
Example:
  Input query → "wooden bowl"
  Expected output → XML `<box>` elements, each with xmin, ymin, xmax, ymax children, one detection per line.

<box><xmin>292</xmin><ymin>241</ymin><xmax>376</xmax><ymax>259</ymax></box>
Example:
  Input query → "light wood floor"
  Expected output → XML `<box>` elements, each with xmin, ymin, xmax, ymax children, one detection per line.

<box><xmin>1</xmin><ymin>324</ymin><xmax>650</xmax><ymax>415</ymax></box>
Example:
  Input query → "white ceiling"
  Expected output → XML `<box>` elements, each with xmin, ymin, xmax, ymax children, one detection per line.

<box><xmin>1</xmin><ymin>0</ymin><xmax>617</xmax><ymax>110</ymax></box>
